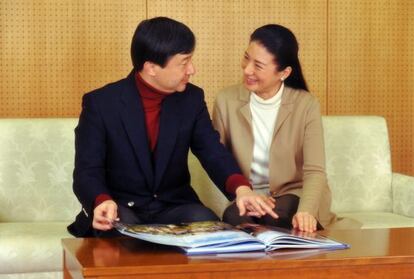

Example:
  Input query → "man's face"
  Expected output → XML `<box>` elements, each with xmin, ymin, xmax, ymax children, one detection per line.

<box><xmin>151</xmin><ymin>53</ymin><xmax>196</xmax><ymax>93</ymax></box>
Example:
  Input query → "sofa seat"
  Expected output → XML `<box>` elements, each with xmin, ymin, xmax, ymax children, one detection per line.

<box><xmin>0</xmin><ymin>222</ymin><xmax>72</xmax><ymax>275</ymax></box>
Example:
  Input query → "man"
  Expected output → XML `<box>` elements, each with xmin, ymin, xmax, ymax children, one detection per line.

<box><xmin>68</xmin><ymin>17</ymin><xmax>276</xmax><ymax>237</ymax></box>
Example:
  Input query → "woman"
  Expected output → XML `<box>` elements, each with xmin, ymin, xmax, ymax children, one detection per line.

<box><xmin>213</xmin><ymin>24</ymin><xmax>336</xmax><ymax>232</ymax></box>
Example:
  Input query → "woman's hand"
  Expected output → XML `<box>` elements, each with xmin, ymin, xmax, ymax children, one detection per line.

<box><xmin>292</xmin><ymin>211</ymin><xmax>317</xmax><ymax>232</ymax></box>
<box><xmin>235</xmin><ymin>186</ymin><xmax>278</xmax><ymax>219</ymax></box>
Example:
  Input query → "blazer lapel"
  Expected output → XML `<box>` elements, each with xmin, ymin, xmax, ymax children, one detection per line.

<box><xmin>120</xmin><ymin>74</ymin><xmax>154</xmax><ymax>187</ymax></box>
<box><xmin>238</xmin><ymin>86</ymin><xmax>253</xmax><ymax>129</ymax></box>
<box><xmin>153</xmin><ymin>93</ymin><xmax>181</xmax><ymax>190</ymax></box>
<box><xmin>272</xmin><ymin>87</ymin><xmax>294</xmax><ymax>139</ymax></box>
<box><xmin>237</xmin><ymin>86</ymin><xmax>254</xmax><ymax>174</ymax></box>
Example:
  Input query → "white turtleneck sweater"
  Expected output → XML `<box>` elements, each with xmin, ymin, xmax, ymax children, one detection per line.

<box><xmin>249</xmin><ymin>83</ymin><xmax>284</xmax><ymax>193</ymax></box>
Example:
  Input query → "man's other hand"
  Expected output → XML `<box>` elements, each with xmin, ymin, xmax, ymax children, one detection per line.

<box><xmin>92</xmin><ymin>200</ymin><xmax>118</xmax><ymax>231</ymax></box>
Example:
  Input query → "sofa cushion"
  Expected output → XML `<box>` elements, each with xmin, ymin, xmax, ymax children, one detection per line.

<box><xmin>0</xmin><ymin>272</ymin><xmax>63</xmax><ymax>279</ymax></box>
<box><xmin>188</xmin><ymin>152</ymin><xmax>230</xmax><ymax>217</ymax></box>
<box><xmin>323</xmin><ymin>116</ymin><xmax>393</xmax><ymax>213</ymax></box>
<box><xmin>0</xmin><ymin>271</ymin><xmax>63</xmax><ymax>279</ymax></box>
<box><xmin>0</xmin><ymin>119</ymin><xmax>80</xmax><ymax>222</ymax></box>
<box><xmin>0</xmin><ymin>222</ymin><xmax>72</xmax><ymax>274</ymax></box>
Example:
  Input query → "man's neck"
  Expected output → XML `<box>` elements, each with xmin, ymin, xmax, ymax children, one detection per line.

<box><xmin>137</xmin><ymin>71</ymin><xmax>169</xmax><ymax>94</ymax></box>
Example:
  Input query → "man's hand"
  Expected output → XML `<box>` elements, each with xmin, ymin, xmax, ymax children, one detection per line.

<box><xmin>235</xmin><ymin>186</ymin><xmax>278</xmax><ymax>219</ymax></box>
<box><xmin>92</xmin><ymin>200</ymin><xmax>118</xmax><ymax>231</ymax></box>
<box><xmin>292</xmin><ymin>211</ymin><xmax>317</xmax><ymax>232</ymax></box>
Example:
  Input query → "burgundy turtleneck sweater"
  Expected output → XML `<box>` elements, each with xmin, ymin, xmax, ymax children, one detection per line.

<box><xmin>94</xmin><ymin>72</ymin><xmax>251</xmax><ymax>208</ymax></box>
<box><xmin>135</xmin><ymin>73</ymin><xmax>167</xmax><ymax>151</ymax></box>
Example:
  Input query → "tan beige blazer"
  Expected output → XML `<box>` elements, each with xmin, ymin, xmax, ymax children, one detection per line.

<box><xmin>212</xmin><ymin>84</ymin><xmax>336</xmax><ymax>227</ymax></box>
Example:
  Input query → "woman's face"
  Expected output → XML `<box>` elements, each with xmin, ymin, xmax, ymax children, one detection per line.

<box><xmin>241</xmin><ymin>41</ymin><xmax>288</xmax><ymax>98</ymax></box>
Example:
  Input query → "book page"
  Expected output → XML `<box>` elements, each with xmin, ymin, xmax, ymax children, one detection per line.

<box><xmin>236</xmin><ymin>223</ymin><xmax>349</xmax><ymax>251</ymax></box>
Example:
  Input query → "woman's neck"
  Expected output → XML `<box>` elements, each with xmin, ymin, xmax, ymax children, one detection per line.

<box><xmin>255</xmin><ymin>83</ymin><xmax>284</xmax><ymax>100</ymax></box>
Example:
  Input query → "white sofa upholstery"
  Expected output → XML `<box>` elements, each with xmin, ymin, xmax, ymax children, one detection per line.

<box><xmin>323</xmin><ymin>116</ymin><xmax>414</xmax><ymax>228</ymax></box>
<box><xmin>0</xmin><ymin>116</ymin><xmax>413</xmax><ymax>278</ymax></box>
<box><xmin>0</xmin><ymin>119</ymin><xmax>80</xmax><ymax>279</ymax></box>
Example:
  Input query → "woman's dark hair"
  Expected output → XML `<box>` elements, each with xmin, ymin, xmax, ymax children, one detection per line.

<box><xmin>250</xmin><ymin>24</ymin><xmax>308</xmax><ymax>91</ymax></box>
<box><xmin>131</xmin><ymin>17</ymin><xmax>195</xmax><ymax>71</ymax></box>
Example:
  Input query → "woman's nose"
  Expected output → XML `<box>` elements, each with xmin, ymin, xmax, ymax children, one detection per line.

<box><xmin>243</xmin><ymin>62</ymin><xmax>254</xmax><ymax>75</ymax></box>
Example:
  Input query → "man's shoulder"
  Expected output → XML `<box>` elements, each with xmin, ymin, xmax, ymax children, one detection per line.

<box><xmin>83</xmin><ymin>75</ymin><xmax>130</xmax><ymax>100</ymax></box>
<box><xmin>183</xmin><ymin>82</ymin><xmax>203</xmax><ymax>96</ymax></box>
<box><xmin>175</xmin><ymin>83</ymin><xmax>204</xmax><ymax>103</ymax></box>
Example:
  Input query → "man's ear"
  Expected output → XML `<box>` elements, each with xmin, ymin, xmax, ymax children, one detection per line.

<box><xmin>143</xmin><ymin>61</ymin><xmax>157</xmax><ymax>77</ymax></box>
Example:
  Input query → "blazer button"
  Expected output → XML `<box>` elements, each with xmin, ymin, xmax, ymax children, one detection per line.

<box><xmin>127</xmin><ymin>201</ymin><xmax>134</xmax><ymax>207</ymax></box>
<box><xmin>153</xmin><ymin>194</ymin><xmax>158</xmax><ymax>198</ymax></box>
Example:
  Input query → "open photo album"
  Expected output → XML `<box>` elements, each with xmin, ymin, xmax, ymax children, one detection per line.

<box><xmin>113</xmin><ymin>221</ymin><xmax>349</xmax><ymax>255</ymax></box>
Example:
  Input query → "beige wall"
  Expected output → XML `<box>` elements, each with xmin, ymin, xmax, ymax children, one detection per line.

<box><xmin>327</xmin><ymin>0</ymin><xmax>413</xmax><ymax>175</ymax></box>
<box><xmin>1</xmin><ymin>0</ymin><xmax>412</xmax><ymax>175</ymax></box>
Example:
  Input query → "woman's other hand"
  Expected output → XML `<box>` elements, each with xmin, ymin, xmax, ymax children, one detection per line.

<box><xmin>235</xmin><ymin>186</ymin><xmax>278</xmax><ymax>219</ymax></box>
<box><xmin>292</xmin><ymin>211</ymin><xmax>317</xmax><ymax>232</ymax></box>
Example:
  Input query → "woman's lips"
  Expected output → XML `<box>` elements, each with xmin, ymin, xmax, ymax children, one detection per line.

<box><xmin>244</xmin><ymin>77</ymin><xmax>257</xmax><ymax>85</ymax></box>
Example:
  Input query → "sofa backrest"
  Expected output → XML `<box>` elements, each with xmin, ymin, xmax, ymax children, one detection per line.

<box><xmin>0</xmin><ymin>119</ymin><xmax>80</xmax><ymax>222</ymax></box>
<box><xmin>0</xmin><ymin>116</ymin><xmax>393</xmax><ymax>222</ymax></box>
<box><xmin>191</xmin><ymin>116</ymin><xmax>394</xmax><ymax>217</ymax></box>
<box><xmin>323</xmin><ymin>116</ymin><xmax>392</xmax><ymax>213</ymax></box>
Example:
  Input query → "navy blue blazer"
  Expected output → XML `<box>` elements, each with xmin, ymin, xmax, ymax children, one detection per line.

<box><xmin>68</xmin><ymin>72</ymin><xmax>241</xmax><ymax>236</ymax></box>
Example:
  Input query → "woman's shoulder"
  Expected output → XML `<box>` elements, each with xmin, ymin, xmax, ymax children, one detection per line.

<box><xmin>284</xmin><ymin>86</ymin><xmax>320</xmax><ymax>106</ymax></box>
<box><xmin>216</xmin><ymin>84</ymin><xmax>247</xmax><ymax>101</ymax></box>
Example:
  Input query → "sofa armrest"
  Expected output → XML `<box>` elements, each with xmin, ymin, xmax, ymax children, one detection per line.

<box><xmin>392</xmin><ymin>172</ymin><xmax>414</xmax><ymax>217</ymax></box>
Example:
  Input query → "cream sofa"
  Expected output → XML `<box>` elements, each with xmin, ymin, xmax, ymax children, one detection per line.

<box><xmin>0</xmin><ymin>116</ymin><xmax>414</xmax><ymax>278</ymax></box>
<box><xmin>196</xmin><ymin>116</ymin><xmax>414</xmax><ymax>229</ymax></box>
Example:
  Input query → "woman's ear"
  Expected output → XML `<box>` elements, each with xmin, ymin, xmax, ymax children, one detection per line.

<box><xmin>280</xmin><ymin>66</ymin><xmax>292</xmax><ymax>81</ymax></box>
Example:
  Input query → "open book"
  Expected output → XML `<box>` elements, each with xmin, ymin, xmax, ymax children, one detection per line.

<box><xmin>113</xmin><ymin>221</ymin><xmax>349</xmax><ymax>255</ymax></box>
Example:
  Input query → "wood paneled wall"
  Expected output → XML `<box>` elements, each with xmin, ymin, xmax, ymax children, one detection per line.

<box><xmin>1</xmin><ymin>1</ymin><xmax>412</xmax><ymax>175</ymax></box>
<box><xmin>0</xmin><ymin>0</ymin><xmax>146</xmax><ymax>116</ymax></box>
<box><xmin>148</xmin><ymin>0</ymin><xmax>327</xmax><ymax>111</ymax></box>
<box><xmin>327</xmin><ymin>0</ymin><xmax>413</xmax><ymax>175</ymax></box>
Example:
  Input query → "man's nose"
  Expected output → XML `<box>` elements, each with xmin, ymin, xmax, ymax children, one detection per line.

<box><xmin>187</xmin><ymin>61</ymin><xmax>196</xmax><ymax>75</ymax></box>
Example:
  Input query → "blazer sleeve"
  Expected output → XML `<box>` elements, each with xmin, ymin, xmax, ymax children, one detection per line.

<box><xmin>73</xmin><ymin>93</ymin><xmax>112</xmax><ymax>216</ymax></box>
<box><xmin>297</xmin><ymin>98</ymin><xmax>328</xmax><ymax>217</ymax></box>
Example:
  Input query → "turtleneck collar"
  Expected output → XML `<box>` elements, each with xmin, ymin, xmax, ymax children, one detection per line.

<box><xmin>135</xmin><ymin>72</ymin><xmax>170</xmax><ymax>100</ymax></box>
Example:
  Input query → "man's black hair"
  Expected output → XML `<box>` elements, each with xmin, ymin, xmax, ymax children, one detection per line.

<box><xmin>131</xmin><ymin>17</ymin><xmax>195</xmax><ymax>71</ymax></box>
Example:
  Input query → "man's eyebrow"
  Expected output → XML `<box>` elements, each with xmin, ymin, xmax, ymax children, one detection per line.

<box><xmin>181</xmin><ymin>54</ymin><xmax>192</xmax><ymax>61</ymax></box>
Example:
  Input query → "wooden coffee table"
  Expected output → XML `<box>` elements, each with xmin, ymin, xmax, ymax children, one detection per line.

<box><xmin>62</xmin><ymin>227</ymin><xmax>414</xmax><ymax>279</ymax></box>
